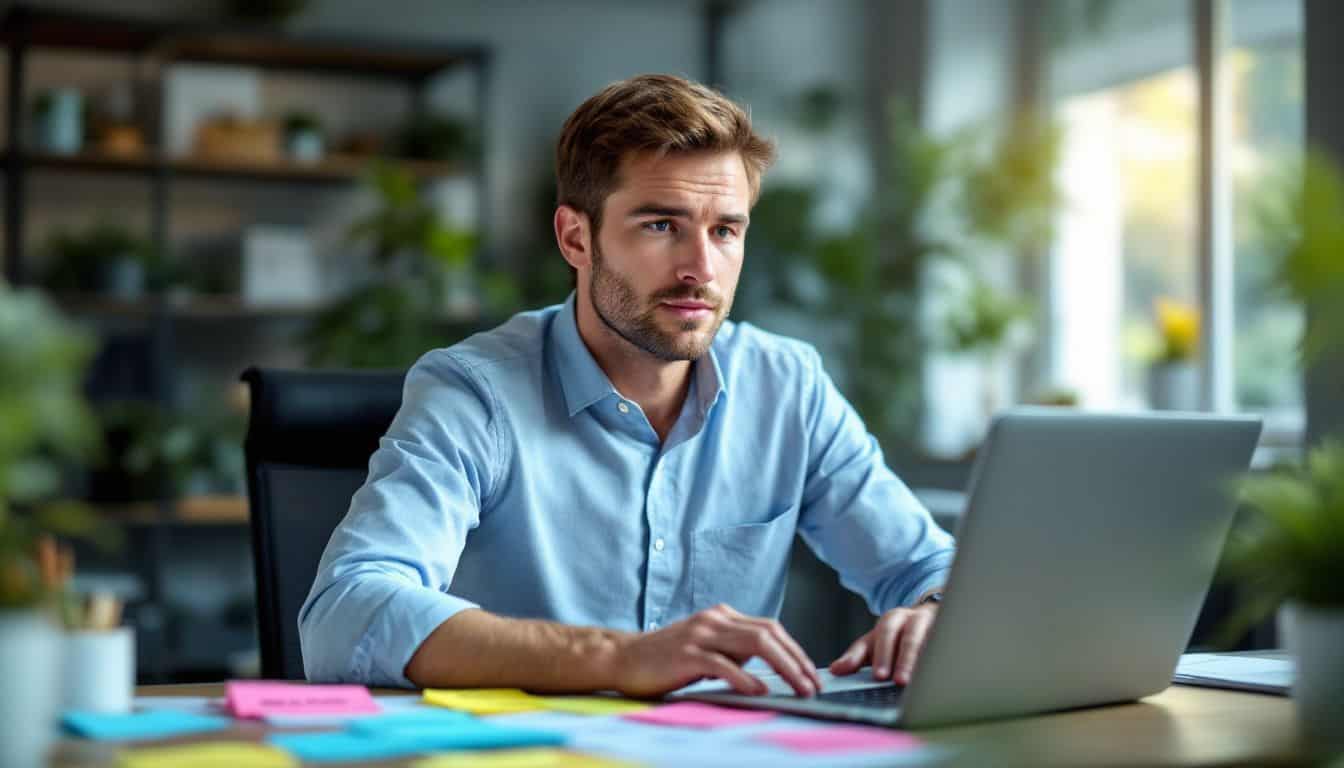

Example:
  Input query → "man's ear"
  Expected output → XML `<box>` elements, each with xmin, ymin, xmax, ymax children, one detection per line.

<box><xmin>554</xmin><ymin>205</ymin><xmax>593</xmax><ymax>272</ymax></box>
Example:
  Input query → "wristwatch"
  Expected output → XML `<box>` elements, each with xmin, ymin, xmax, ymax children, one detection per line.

<box><xmin>917</xmin><ymin>591</ymin><xmax>944</xmax><ymax>606</ymax></box>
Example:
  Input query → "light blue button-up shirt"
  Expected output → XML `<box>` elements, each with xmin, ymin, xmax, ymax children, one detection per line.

<box><xmin>300</xmin><ymin>295</ymin><xmax>955</xmax><ymax>687</ymax></box>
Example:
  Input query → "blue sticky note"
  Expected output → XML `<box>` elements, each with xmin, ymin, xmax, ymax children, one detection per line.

<box><xmin>366</xmin><ymin>723</ymin><xmax>566</xmax><ymax>751</ymax></box>
<box><xmin>269</xmin><ymin>722</ymin><xmax>565</xmax><ymax>762</ymax></box>
<box><xmin>62</xmin><ymin>710</ymin><xmax>233</xmax><ymax>741</ymax></box>
<box><xmin>346</xmin><ymin>708</ymin><xmax>475</xmax><ymax>735</ymax></box>
<box><xmin>268</xmin><ymin>731</ymin><xmax>418</xmax><ymax>762</ymax></box>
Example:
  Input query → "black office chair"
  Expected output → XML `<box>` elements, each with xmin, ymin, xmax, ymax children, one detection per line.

<box><xmin>241</xmin><ymin>366</ymin><xmax>407</xmax><ymax>680</ymax></box>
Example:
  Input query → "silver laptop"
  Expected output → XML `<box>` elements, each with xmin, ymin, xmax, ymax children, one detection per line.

<box><xmin>675</xmin><ymin>408</ymin><xmax>1262</xmax><ymax>728</ymax></box>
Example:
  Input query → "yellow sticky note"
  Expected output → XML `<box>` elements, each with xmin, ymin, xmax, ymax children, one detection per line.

<box><xmin>413</xmin><ymin>748</ymin><xmax>640</xmax><ymax>768</ymax></box>
<box><xmin>534</xmin><ymin>696</ymin><xmax>651</xmax><ymax>715</ymax></box>
<box><xmin>422</xmin><ymin>688</ymin><xmax>548</xmax><ymax>714</ymax></box>
<box><xmin>117</xmin><ymin>741</ymin><xmax>296</xmax><ymax>768</ymax></box>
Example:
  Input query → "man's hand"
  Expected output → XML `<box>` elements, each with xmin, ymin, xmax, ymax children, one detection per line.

<box><xmin>829</xmin><ymin>603</ymin><xmax>938</xmax><ymax>685</ymax></box>
<box><xmin>612</xmin><ymin>604</ymin><xmax>823</xmax><ymax>698</ymax></box>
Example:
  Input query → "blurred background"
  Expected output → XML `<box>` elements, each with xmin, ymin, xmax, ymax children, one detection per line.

<box><xmin>0</xmin><ymin>0</ymin><xmax>1336</xmax><ymax>683</ymax></box>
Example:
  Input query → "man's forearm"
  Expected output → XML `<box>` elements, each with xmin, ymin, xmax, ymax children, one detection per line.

<box><xmin>403</xmin><ymin>608</ymin><xmax>632</xmax><ymax>692</ymax></box>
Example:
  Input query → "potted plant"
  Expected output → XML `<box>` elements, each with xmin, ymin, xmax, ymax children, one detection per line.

<box><xmin>1226</xmin><ymin>148</ymin><xmax>1344</xmax><ymax>752</ymax></box>
<box><xmin>282</xmin><ymin>111</ymin><xmax>324</xmax><ymax>163</ymax></box>
<box><xmin>306</xmin><ymin>161</ymin><xmax>480</xmax><ymax>368</ymax></box>
<box><xmin>1147</xmin><ymin>297</ymin><xmax>1200</xmax><ymax>410</ymax></box>
<box><xmin>937</xmin><ymin>273</ymin><xmax>1036</xmax><ymax>427</ymax></box>
<box><xmin>0</xmin><ymin>285</ymin><xmax>106</xmax><ymax>768</ymax></box>
<box><xmin>42</xmin><ymin>221</ymin><xmax>161</xmax><ymax>300</ymax></box>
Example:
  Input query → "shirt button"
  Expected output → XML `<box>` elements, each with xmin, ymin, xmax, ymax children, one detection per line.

<box><xmin>617</xmin><ymin>402</ymin><xmax>630</xmax><ymax>414</ymax></box>
<box><xmin>654</xmin><ymin>537</ymin><xmax>665</xmax><ymax>552</ymax></box>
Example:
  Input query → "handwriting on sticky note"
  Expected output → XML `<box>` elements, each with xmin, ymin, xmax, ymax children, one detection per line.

<box><xmin>117</xmin><ymin>741</ymin><xmax>297</xmax><ymax>768</ymax></box>
<box><xmin>758</xmin><ymin>724</ymin><xmax>923</xmax><ymax>753</ymax></box>
<box><xmin>621</xmin><ymin>702</ymin><xmax>776</xmax><ymax>728</ymax></box>
<box><xmin>225</xmin><ymin>681</ymin><xmax>380</xmax><ymax>718</ymax></box>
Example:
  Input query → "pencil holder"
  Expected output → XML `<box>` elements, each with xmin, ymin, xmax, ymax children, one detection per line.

<box><xmin>62</xmin><ymin>626</ymin><xmax>135</xmax><ymax>713</ymax></box>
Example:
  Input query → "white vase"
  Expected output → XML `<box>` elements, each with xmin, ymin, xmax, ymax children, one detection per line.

<box><xmin>0</xmin><ymin>610</ymin><xmax>62</xmax><ymax>768</ymax></box>
<box><xmin>1147</xmin><ymin>361</ymin><xmax>1200</xmax><ymax>410</ymax></box>
<box><xmin>1288</xmin><ymin>602</ymin><xmax>1344</xmax><ymax>754</ymax></box>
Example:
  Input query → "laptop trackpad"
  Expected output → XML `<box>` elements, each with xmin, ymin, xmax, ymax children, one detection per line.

<box><xmin>673</xmin><ymin>665</ymin><xmax>893</xmax><ymax>697</ymax></box>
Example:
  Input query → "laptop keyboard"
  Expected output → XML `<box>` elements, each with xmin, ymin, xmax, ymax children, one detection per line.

<box><xmin>812</xmin><ymin>685</ymin><xmax>906</xmax><ymax>707</ymax></box>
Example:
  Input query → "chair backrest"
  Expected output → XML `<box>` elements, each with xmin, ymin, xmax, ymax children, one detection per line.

<box><xmin>241</xmin><ymin>366</ymin><xmax>406</xmax><ymax>680</ymax></box>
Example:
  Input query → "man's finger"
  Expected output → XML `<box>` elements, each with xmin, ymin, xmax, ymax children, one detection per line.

<box><xmin>748</xmin><ymin>616</ymin><xmax>821</xmax><ymax>690</ymax></box>
<box><xmin>828</xmin><ymin>632</ymin><xmax>871</xmax><ymax>675</ymax></box>
<box><xmin>687</xmin><ymin>647</ymin><xmax>767</xmax><ymax>696</ymax></box>
<box><xmin>893</xmin><ymin>611</ymin><xmax>935</xmax><ymax>685</ymax></box>
<box><xmin>714</xmin><ymin>620</ymin><xmax>814</xmax><ymax>696</ymax></box>
<box><xmin>871</xmin><ymin>611</ymin><xmax>908</xmax><ymax>681</ymax></box>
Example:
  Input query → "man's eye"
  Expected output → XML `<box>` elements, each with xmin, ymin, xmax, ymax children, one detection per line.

<box><xmin>646</xmin><ymin>221</ymin><xmax>672</xmax><ymax>233</ymax></box>
<box><xmin>715</xmin><ymin>226</ymin><xmax>736</xmax><ymax>239</ymax></box>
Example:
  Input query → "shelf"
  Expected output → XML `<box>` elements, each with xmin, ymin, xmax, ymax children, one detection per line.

<box><xmin>0</xmin><ymin>5</ymin><xmax>483</xmax><ymax>80</ymax></box>
<box><xmin>99</xmin><ymin>495</ymin><xmax>250</xmax><ymax>527</ymax></box>
<box><xmin>56</xmin><ymin>294</ymin><xmax>333</xmax><ymax>320</ymax></box>
<box><xmin>17</xmin><ymin>150</ymin><xmax>464</xmax><ymax>184</ymax></box>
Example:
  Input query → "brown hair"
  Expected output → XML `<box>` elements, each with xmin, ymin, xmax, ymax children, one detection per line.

<box><xmin>555</xmin><ymin>74</ymin><xmax>775</xmax><ymax>233</ymax></box>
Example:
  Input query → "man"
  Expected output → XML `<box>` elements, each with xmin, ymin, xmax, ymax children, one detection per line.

<box><xmin>300</xmin><ymin>74</ymin><xmax>955</xmax><ymax>698</ymax></box>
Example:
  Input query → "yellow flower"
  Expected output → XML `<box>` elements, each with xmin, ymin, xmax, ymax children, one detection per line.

<box><xmin>1155</xmin><ymin>298</ymin><xmax>1200</xmax><ymax>363</ymax></box>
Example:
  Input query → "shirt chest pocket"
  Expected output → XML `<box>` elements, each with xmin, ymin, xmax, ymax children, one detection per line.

<box><xmin>690</xmin><ymin>505</ymin><xmax>799</xmax><ymax>617</ymax></box>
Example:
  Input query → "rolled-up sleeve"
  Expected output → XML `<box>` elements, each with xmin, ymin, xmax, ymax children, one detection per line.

<box><xmin>298</xmin><ymin>349</ymin><xmax>504</xmax><ymax>687</ymax></box>
<box><xmin>795</xmin><ymin>347</ymin><xmax>956</xmax><ymax>615</ymax></box>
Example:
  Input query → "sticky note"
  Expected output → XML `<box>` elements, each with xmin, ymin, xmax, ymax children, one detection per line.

<box><xmin>757</xmin><ymin>724</ymin><xmax>923</xmax><ymax>753</ymax></box>
<box><xmin>423</xmin><ymin>688</ymin><xmax>548</xmax><ymax>715</ymax></box>
<box><xmin>117</xmin><ymin>741</ymin><xmax>297</xmax><ymax>768</ymax></box>
<box><xmin>269</xmin><ymin>722</ymin><xmax>565</xmax><ymax>762</ymax></box>
<box><xmin>225</xmin><ymin>681</ymin><xmax>380</xmax><ymax>718</ymax></box>
<box><xmin>268</xmin><ymin>731</ymin><xmax>418</xmax><ymax>762</ymax></box>
<box><xmin>413</xmin><ymin>748</ymin><xmax>640</xmax><ymax>767</ymax></box>
<box><xmin>620</xmin><ymin>702</ymin><xmax>776</xmax><ymax>728</ymax></box>
<box><xmin>63</xmin><ymin>710</ymin><xmax>233</xmax><ymax>741</ymax></box>
<box><xmin>533</xmin><ymin>696</ymin><xmax>651</xmax><ymax>716</ymax></box>
<box><xmin>346</xmin><ymin>708</ymin><xmax>477</xmax><ymax>735</ymax></box>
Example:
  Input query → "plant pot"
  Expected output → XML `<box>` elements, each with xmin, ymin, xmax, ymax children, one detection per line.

<box><xmin>1288</xmin><ymin>603</ymin><xmax>1344</xmax><ymax>754</ymax></box>
<box><xmin>0</xmin><ymin>610</ymin><xmax>62</xmax><ymax>768</ymax></box>
<box><xmin>1147</xmin><ymin>361</ymin><xmax>1199</xmax><ymax>410</ymax></box>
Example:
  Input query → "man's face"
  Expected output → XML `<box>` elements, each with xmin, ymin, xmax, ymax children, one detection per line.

<box><xmin>586</xmin><ymin>150</ymin><xmax>751</xmax><ymax>361</ymax></box>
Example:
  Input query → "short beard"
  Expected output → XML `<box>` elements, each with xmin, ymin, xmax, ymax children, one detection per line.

<box><xmin>588</xmin><ymin>240</ymin><xmax>727</xmax><ymax>361</ymax></box>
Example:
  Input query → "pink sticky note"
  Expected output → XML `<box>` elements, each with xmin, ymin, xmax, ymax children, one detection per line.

<box><xmin>759</xmin><ymin>725</ymin><xmax>923</xmax><ymax>754</ymax></box>
<box><xmin>224</xmin><ymin>681</ymin><xmax>381</xmax><ymax>719</ymax></box>
<box><xmin>622</xmin><ymin>702</ymin><xmax>777</xmax><ymax>728</ymax></box>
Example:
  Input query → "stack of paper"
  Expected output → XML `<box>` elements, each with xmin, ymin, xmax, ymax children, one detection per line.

<box><xmin>1172</xmin><ymin>652</ymin><xmax>1294</xmax><ymax>695</ymax></box>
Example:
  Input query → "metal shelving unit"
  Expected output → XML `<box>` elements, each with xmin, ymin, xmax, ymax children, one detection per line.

<box><xmin>1</xmin><ymin>4</ymin><xmax>493</xmax><ymax>682</ymax></box>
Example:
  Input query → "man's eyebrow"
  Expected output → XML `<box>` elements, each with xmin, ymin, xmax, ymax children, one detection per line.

<box><xmin>626</xmin><ymin>205</ymin><xmax>749</xmax><ymax>225</ymax></box>
<box><xmin>627</xmin><ymin>204</ymin><xmax>692</xmax><ymax>219</ymax></box>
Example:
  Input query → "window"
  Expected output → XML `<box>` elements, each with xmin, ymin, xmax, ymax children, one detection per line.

<box><xmin>1228</xmin><ymin>38</ymin><xmax>1305</xmax><ymax>434</ymax></box>
<box><xmin>1053</xmin><ymin>68</ymin><xmax>1199</xmax><ymax>409</ymax></box>
<box><xmin>1045</xmin><ymin>0</ymin><xmax>1303</xmax><ymax>430</ymax></box>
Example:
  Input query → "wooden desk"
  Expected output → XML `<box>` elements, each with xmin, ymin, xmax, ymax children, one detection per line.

<box><xmin>50</xmin><ymin>683</ymin><xmax>1304</xmax><ymax>767</ymax></box>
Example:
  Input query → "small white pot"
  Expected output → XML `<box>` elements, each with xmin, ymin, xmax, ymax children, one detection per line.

<box><xmin>1147</xmin><ymin>361</ymin><xmax>1200</xmax><ymax>411</ymax></box>
<box><xmin>1288</xmin><ymin>602</ymin><xmax>1344</xmax><ymax>754</ymax></box>
<box><xmin>0</xmin><ymin>610</ymin><xmax>62</xmax><ymax>768</ymax></box>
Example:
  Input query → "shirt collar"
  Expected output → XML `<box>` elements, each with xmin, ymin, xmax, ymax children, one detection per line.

<box><xmin>549</xmin><ymin>292</ymin><xmax>729</xmax><ymax>419</ymax></box>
